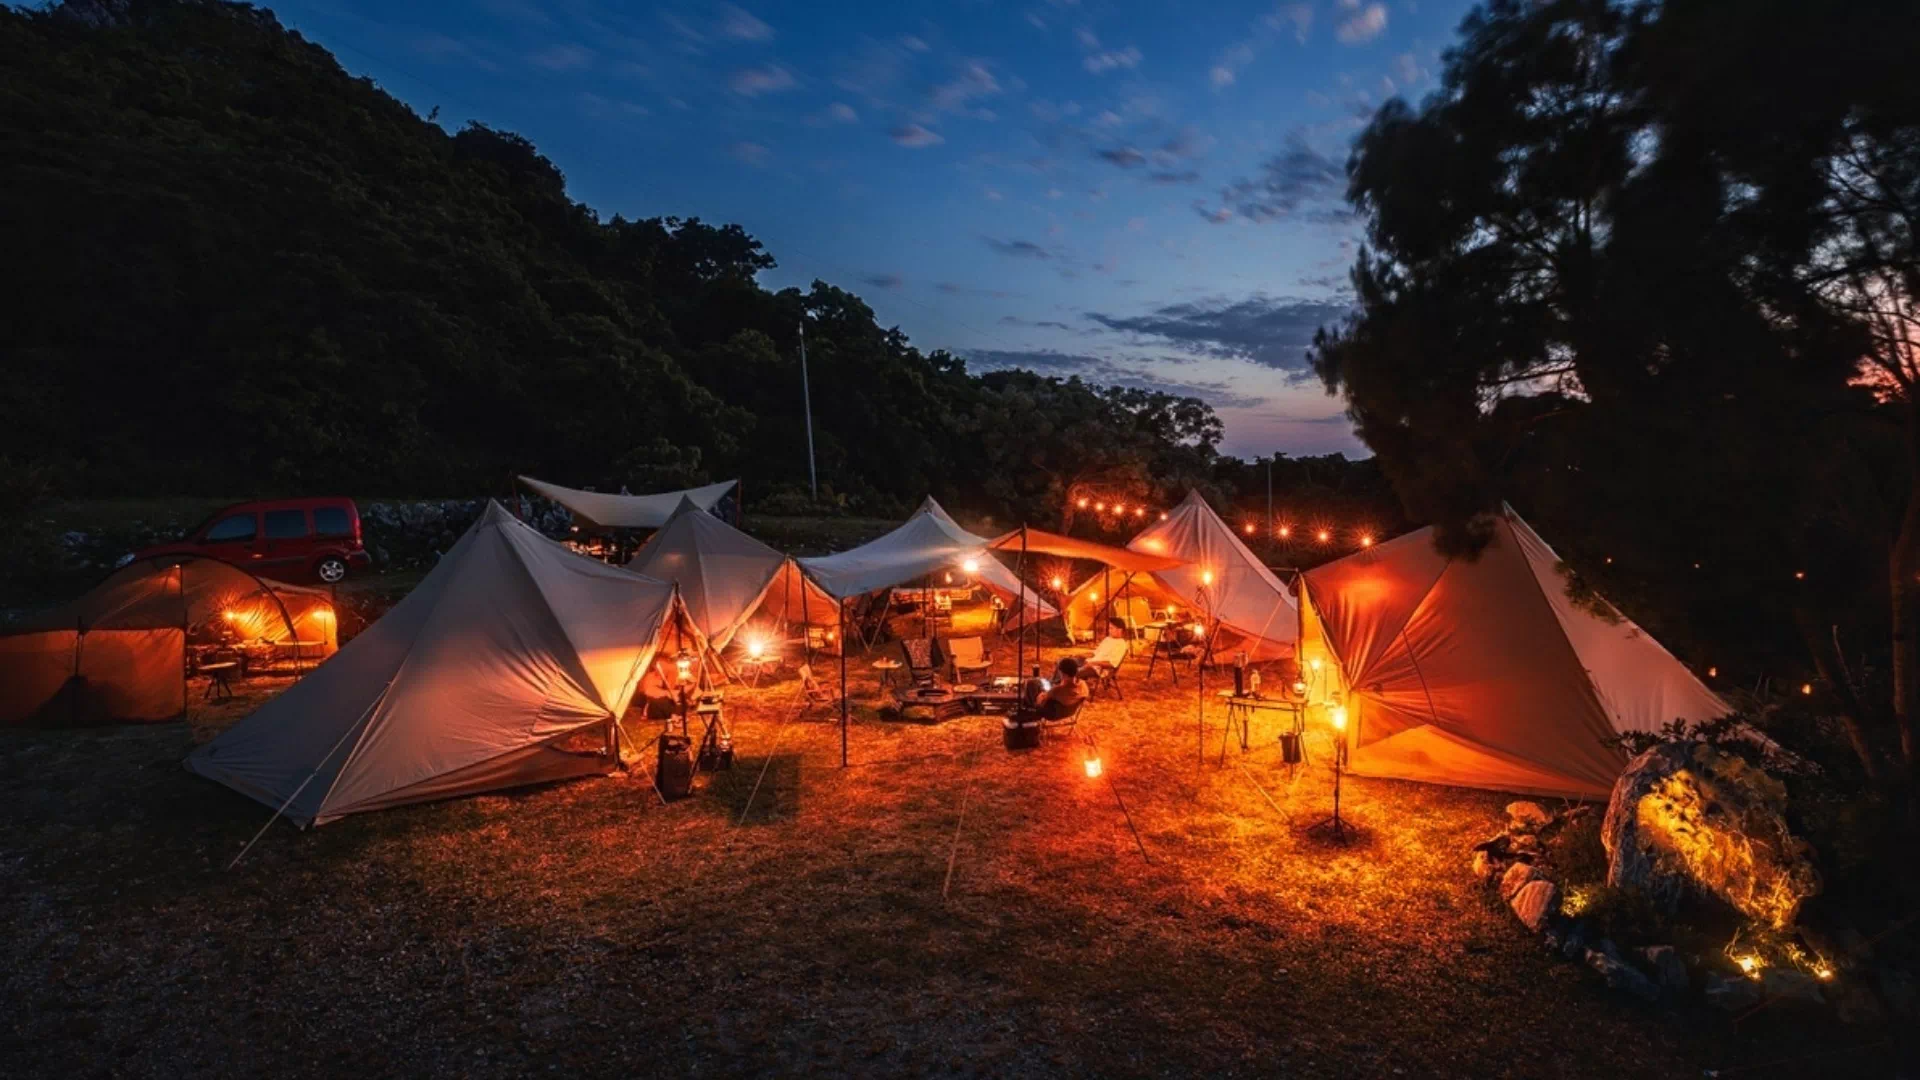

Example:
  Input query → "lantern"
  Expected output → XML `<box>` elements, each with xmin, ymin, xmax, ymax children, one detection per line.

<box><xmin>1084</xmin><ymin>754</ymin><xmax>1103</xmax><ymax>779</ymax></box>
<box><xmin>1200</xmin><ymin>570</ymin><xmax>1214</xmax><ymax>586</ymax></box>
<box><xmin>1359</xmin><ymin>534</ymin><xmax>1375</xmax><ymax>548</ymax></box>
<box><xmin>746</xmin><ymin>637</ymin><xmax>766</xmax><ymax>660</ymax></box>
<box><xmin>1331</xmin><ymin>704</ymin><xmax>1348</xmax><ymax>732</ymax></box>
<box><xmin>1277</xmin><ymin>525</ymin><xmax>1291</xmax><ymax>539</ymax></box>
<box><xmin>675</xmin><ymin>651</ymin><xmax>693</xmax><ymax>684</ymax></box>
<box><xmin>1316</xmin><ymin>529</ymin><xmax>1330</xmax><ymax>543</ymax></box>
<box><xmin>962</xmin><ymin>557</ymin><xmax>980</xmax><ymax>573</ymax></box>
<box><xmin>1050</xmin><ymin>575</ymin><xmax>1064</xmax><ymax>589</ymax></box>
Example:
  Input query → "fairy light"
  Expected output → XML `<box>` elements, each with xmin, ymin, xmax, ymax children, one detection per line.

<box><xmin>1050</xmin><ymin>576</ymin><xmax>1064</xmax><ymax>589</ymax></box>
<box><xmin>1077</xmin><ymin>497</ymin><xmax>1089</xmax><ymax>509</ymax></box>
<box><xmin>1707</xmin><ymin>666</ymin><xmax>1718</xmax><ymax>678</ymax></box>
<box><xmin>1277</xmin><ymin>524</ymin><xmax>1291</xmax><ymax>539</ymax></box>
<box><xmin>1801</xmin><ymin>682</ymin><xmax>1813</xmax><ymax>696</ymax></box>
<box><xmin>962</xmin><ymin>557</ymin><xmax>980</xmax><ymax>573</ymax></box>
<box><xmin>1095</xmin><ymin>501</ymin><xmax>1106</xmax><ymax>512</ymax></box>
<box><xmin>1134</xmin><ymin>507</ymin><xmax>1145</xmax><ymax>518</ymax></box>
<box><xmin>1794</xmin><ymin>571</ymin><xmax>1806</xmax><ymax>581</ymax></box>
<box><xmin>1114</xmin><ymin>503</ymin><xmax>1126</xmax><ymax>514</ymax></box>
<box><xmin>1359</xmin><ymin>534</ymin><xmax>1375</xmax><ymax>548</ymax></box>
<box><xmin>1316</xmin><ymin>529</ymin><xmax>1330</xmax><ymax>543</ymax></box>
<box><xmin>1243</xmin><ymin>522</ymin><xmax>1256</xmax><ymax>536</ymax></box>
<box><xmin>1159</xmin><ymin>511</ymin><xmax>1168</xmax><ymax>521</ymax></box>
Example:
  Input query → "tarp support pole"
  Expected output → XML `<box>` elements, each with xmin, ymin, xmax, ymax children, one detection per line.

<box><xmin>839</xmin><ymin>596</ymin><xmax>849</xmax><ymax>767</ymax></box>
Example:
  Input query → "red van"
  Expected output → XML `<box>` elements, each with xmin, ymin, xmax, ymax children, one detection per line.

<box><xmin>132</xmin><ymin>497</ymin><xmax>372</xmax><ymax>584</ymax></box>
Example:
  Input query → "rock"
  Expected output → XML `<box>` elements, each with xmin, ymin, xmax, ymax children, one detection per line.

<box><xmin>1507</xmin><ymin>833</ymin><xmax>1545</xmax><ymax>859</ymax></box>
<box><xmin>1470</xmin><ymin>849</ymin><xmax>1497</xmax><ymax>882</ymax></box>
<box><xmin>1760</xmin><ymin>968</ymin><xmax>1826</xmax><ymax>1007</ymax></box>
<box><xmin>1471</xmin><ymin>832</ymin><xmax>1512</xmax><ymax>855</ymax></box>
<box><xmin>1637</xmin><ymin>945</ymin><xmax>1688</xmax><ymax>993</ymax></box>
<box><xmin>1704</xmin><ymin>972</ymin><xmax>1762</xmax><ymax>1012</ymax></box>
<box><xmin>1499</xmin><ymin>861</ymin><xmax>1544</xmax><ymax>902</ymax></box>
<box><xmin>1506</xmin><ymin>800</ymin><xmax>1552</xmax><ymax>831</ymax></box>
<box><xmin>1509</xmin><ymin>880</ymin><xmax>1559</xmax><ymax>932</ymax></box>
<box><xmin>1601</xmin><ymin>742</ymin><xmax>1821</xmax><ymax>928</ymax></box>
<box><xmin>1586</xmin><ymin>948</ymin><xmax>1661</xmax><ymax>1002</ymax></box>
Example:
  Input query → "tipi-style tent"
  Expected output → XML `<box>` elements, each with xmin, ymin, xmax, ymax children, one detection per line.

<box><xmin>627</xmin><ymin>496</ymin><xmax>839</xmax><ymax>652</ymax></box>
<box><xmin>1063</xmin><ymin>490</ymin><xmax>1298</xmax><ymax>659</ymax></box>
<box><xmin>0</xmin><ymin>558</ymin><xmax>336</xmax><ymax>726</ymax></box>
<box><xmin>1303</xmin><ymin>505</ymin><xmax>1728</xmax><ymax>800</ymax></box>
<box><xmin>798</xmin><ymin>497</ymin><xmax>1056</xmax><ymax>626</ymax></box>
<box><xmin>186</xmin><ymin>502</ymin><xmax>692</xmax><ymax>826</ymax></box>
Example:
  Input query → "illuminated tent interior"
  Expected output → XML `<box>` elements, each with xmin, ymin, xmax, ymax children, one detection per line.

<box><xmin>1303</xmin><ymin>505</ymin><xmax>1728</xmax><ymax>800</ymax></box>
<box><xmin>0</xmin><ymin>557</ymin><xmax>336</xmax><ymax>726</ymax></box>
<box><xmin>186</xmin><ymin>501</ymin><xmax>695</xmax><ymax>826</ymax></box>
<box><xmin>627</xmin><ymin>495</ymin><xmax>840</xmax><ymax>655</ymax></box>
<box><xmin>517</xmin><ymin>475</ymin><xmax>739</xmax><ymax>530</ymax></box>
<box><xmin>1063</xmin><ymin>490</ymin><xmax>1299</xmax><ymax>660</ymax></box>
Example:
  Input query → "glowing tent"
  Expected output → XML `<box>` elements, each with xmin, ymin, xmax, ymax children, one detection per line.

<box><xmin>186</xmin><ymin>502</ymin><xmax>693</xmax><ymax>826</ymax></box>
<box><xmin>1303</xmin><ymin>505</ymin><xmax>1728</xmax><ymax>800</ymax></box>
<box><xmin>0</xmin><ymin>558</ymin><xmax>335</xmax><ymax>726</ymax></box>
<box><xmin>797</xmin><ymin>497</ymin><xmax>1056</xmax><ymax>625</ymax></box>
<box><xmin>627</xmin><ymin>496</ymin><xmax>839</xmax><ymax>651</ymax></box>
<box><xmin>517</xmin><ymin>476</ymin><xmax>739</xmax><ymax>530</ymax></box>
<box><xmin>1064</xmin><ymin>490</ymin><xmax>1298</xmax><ymax>659</ymax></box>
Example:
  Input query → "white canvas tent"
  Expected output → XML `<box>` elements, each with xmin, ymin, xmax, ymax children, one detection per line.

<box><xmin>627</xmin><ymin>496</ymin><xmax>838</xmax><ymax>652</ymax></box>
<box><xmin>1302</xmin><ymin>505</ymin><xmax>1728</xmax><ymax>800</ymax></box>
<box><xmin>186</xmin><ymin>501</ymin><xmax>691</xmax><ymax>826</ymax></box>
<box><xmin>518</xmin><ymin>476</ymin><xmax>739</xmax><ymax>530</ymax></box>
<box><xmin>797</xmin><ymin>497</ymin><xmax>1055</xmax><ymax>625</ymax></box>
<box><xmin>1064</xmin><ymin>490</ymin><xmax>1297</xmax><ymax>659</ymax></box>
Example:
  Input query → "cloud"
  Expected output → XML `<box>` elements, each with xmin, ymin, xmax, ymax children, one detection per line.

<box><xmin>964</xmin><ymin>350</ymin><xmax>1268</xmax><ymax>408</ymax></box>
<box><xmin>931</xmin><ymin>61</ymin><xmax>1001</xmax><ymax>113</ymax></box>
<box><xmin>1084</xmin><ymin>46</ymin><xmax>1142</xmax><ymax>74</ymax></box>
<box><xmin>719</xmin><ymin>5</ymin><xmax>773</xmax><ymax>42</ymax></box>
<box><xmin>890</xmin><ymin>123</ymin><xmax>945</xmax><ymax>147</ymax></box>
<box><xmin>1197</xmin><ymin>134</ymin><xmax>1351</xmax><ymax>224</ymax></box>
<box><xmin>1211</xmin><ymin>4</ymin><xmax>1311</xmax><ymax>91</ymax></box>
<box><xmin>1097</xmin><ymin>147</ymin><xmax>1147</xmax><ymax>168</ymax></box>
<box><xmin>1392</xmin><ymin>51</ymin><xmax>1424</xmax><ymax>87</ymax></box>
<box><xmin>983</xmin><ymin>187</ymin><xmax>1003</xmax><ymax>201</ymax></box>
<box><xmin>730</xmin><ymin>141</ymin><xmax>770</xmax><ymax>167</ymax></box>
<box><xmin>1086</xmin><ymin>295</ymin><xmax>1354</xmax><ymax>371</ymax></box>
<box><xmin>1148</xmin><ymin>170</ymin><xmax>1200</xmax><ymax>185</ymax></box>
<box><xmin>730</xmin><ymin>64</ymin><xmax>796</xmax><ymax>95</ymax></box>
<box><xmin>983</xmin><ymin>237</ymin><xmax>1052</xmax><ymax>259</ymax></box>
<box><xmin>862</xmin><ymin>273</ymin><xmax>905</xmax><ymax>289</ymax></box>
<box><xmin>901</xmin><ymin>35</ymin><xmax>930</xmax><ymax>52</ymax></box>
<box><xmin>999</xmin><ymin>315</ymin><xmax>1076</xmax><ymax>330</ymax></box>
<box><xmin>936</xmin><ymin>282</ymin><xmax>1012</xmax><ymax>298</ymax></box>
<box><xmin>1336</xmin><ymin>3</ymin><xmax>1388</xmax><ymax>44</ymax></box>
<box><xmin>828</xmin><ymin>102</ymin><xmax>858</xmax><ymax>123</ymax></box>
<box><xmin>528</xmin><ymin>43</ymin><xmax>593</xmax><ymax>71</ymax></box>
<box><xmin>1281</xmin><ymin>3</ymin><xmax>1313</xmax><ymax>43</ymax></box>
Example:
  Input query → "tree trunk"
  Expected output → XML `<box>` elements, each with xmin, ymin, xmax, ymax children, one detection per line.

<box><xmin>1891</xmin><ymin>404</ymin><xmax>1920</xmax><ymax>796</ymax></box>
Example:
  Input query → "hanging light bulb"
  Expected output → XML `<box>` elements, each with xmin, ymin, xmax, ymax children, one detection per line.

<box><xmin>675</xmin><ymin>651</ymin><xmax>693</xmax><ymax>684</ymax></box>
<box><xmin>1243</xmin><ymin>522</ymin><xmax>1256</xmax><ymax>535</ymax></box>
<box><xmin>1095</xmin><ymin>501</ymin><xmax>1106</xmax><ymax>512</ymax></box>
<box><xmin>1200</xmin><ymin>570</ymin><xmax>1214</xmax><ymax>585</ymax></box>
<box><xmin>1134</xmin><ymin>507</ymin><xmax>1145</xmax><ymax>518</ymax></box>
<box><xmin>1316</xmin><ymin>529</ymin><xmax>1331</xmax><ymax>543</ymax></box>
<box><xmin>1050</xmin><ymin>575</ymin><xmax>1064</xmax><ymax>589</ymax></box>
<box><xmin>1077</xmin><ymin>497</ymin><xmax>1089</xmax><ymax>509</ymax></box>
<box><xmin>1277</xmin><ymin>525</ymin><xmax>1291</xmax><ymax>539</ymax></box>
<box><xmin>1359</xmin><ymin>534</ymin><xmax>1375</xmax><ymax>548</ymax></box>
<box><xmin>962</xmin><ymin>557</ymin><xmax>980</xmax><ymax>573</ymax></box>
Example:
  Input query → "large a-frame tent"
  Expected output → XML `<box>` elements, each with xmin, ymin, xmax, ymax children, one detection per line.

<box><xmin>186</xmin><ymin>502</ymin><xmax>691</xmax><ymax>826</ymax></box>
<box><xmin>798</xmin><ymin>497</ymin><xmax>1056</xmax><ymax>627</ymax></box>
<box><xmin>627</xmin><ymin>496</ymin><xmax>838</xmax><ymax>651</ymax></box>
<box><xmin>1063</xmin><ymin>490</ymin><xmax>1298</xmax><ymax>659</ymax></box>
<box><xmin>1303</xmin><ymin>505</ymin><xmax>1728</xmax><ymax>800</ymax></box>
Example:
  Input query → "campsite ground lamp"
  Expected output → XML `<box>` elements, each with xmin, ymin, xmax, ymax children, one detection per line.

<box><xmin>1308</xmin><ymin>703</ymin><xmax>1354</xmax><ymax>843</ymax></box>
<box><xmin>1082</xmin><ymin>733</ymin><xmax>1103</xmax><ymax>778</ymax></box>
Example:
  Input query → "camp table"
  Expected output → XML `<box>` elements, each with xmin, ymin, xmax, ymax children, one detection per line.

<box><xmin>1215</xmin><ymin>692</ymin><xmax>1306</xmax><ymax>764</ymax></box>
<box><xmin>200</xmin><ymin>661</ymin><xmax>239</xmax><ymax>701</ymax></box>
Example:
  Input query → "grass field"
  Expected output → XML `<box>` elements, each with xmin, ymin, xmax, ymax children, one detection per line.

<box><xmin>0</xmin><ymin>625</ymin><xmax>1890</xmax><ymax>1079</ymax></box>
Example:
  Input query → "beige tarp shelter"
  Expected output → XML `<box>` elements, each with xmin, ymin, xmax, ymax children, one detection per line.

<box><xmin>1063</xmin><ymin>490</ymin><xmax>1298</xmax><ymax>659</ymax></box>
<box><xmin>518</xmin><ymin>475</ymin><xmax>738</xmax><ymax>530</ymax></box>
<box><xmin>1303</xmin><ymin>505</ymin><xmax>1728</xmax><ymax>800</ymax></box>
<box><xmin>186</xmin><ymin>502</ymin><xmax>692</xmax><ymax>826</ymax></box>
<box><xmin>0</xmin><ymin>557</ymin><xmax>336</xmax><ymax>726</ymax></box>
<box><xmin>797</xmin><ymin>497</ymin><xmax>1056</xmax><ymax>626</ymax></box>
<box><xmin>627</xmin><ymin>496</ymin><xmax>839</xmax><ymax>652</ymax></box>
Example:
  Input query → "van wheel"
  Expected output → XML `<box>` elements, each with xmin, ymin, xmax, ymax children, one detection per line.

<box><xmin>315</xmin><ymin>556</ymin><xmax>350</xmax><ymax>584</ymax></box>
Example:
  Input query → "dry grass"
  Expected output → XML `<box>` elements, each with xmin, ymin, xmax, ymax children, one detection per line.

<box><xmin>0</xmin><ymin>636</ymin><xmax>1886</xmax><ymax>1078</ymax></box>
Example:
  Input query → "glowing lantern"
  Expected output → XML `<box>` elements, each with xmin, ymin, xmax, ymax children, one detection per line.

<box><xmin>1291</xmin><ymin>679</ymin><xmax>1308</xmax><ymax>697</ymax></box>
<box><xmin>1800</xmin><ymin>682</ymin><xmax>1813</xmax><ymax>696</ymax></box>
<box><xmin>675</xmin><ymin>652</ymin><xmax>693</xmax><ymax>684</ymax></box>
<box><xmin>1359</xmin><ymin>534</ymin><xmax>1375</xmax><ymax>548</ymax></box>
<box><xmin>1159</xmin><ymin>512</ymin><xmax>1168</xmax><ymax>521</ymax></box>
<box><xmin>1200</xmin><ymin>570</ymin><xmax>1214</xmax><ymax>585</ymax></box>
<box><xmin>962</xmin><ymin>557</ymin><xmax>980</xmax><ymax>573</ymax></box>
<box><xmin>1316</xmin><ymin>529</ymin><xmax>1330</xmax><ymax>543</ymax></box>
<box><xmin>746</xmin><ymin>637</ymin><xmax>766</xmax><ymax>660</ymax></box>
<box><xmin>1277</xmin><ymin>525</ymin><xmax>1291</xmax><ymax>539</ymax></box>
<box><xmin>1330</xmin><ymin>705</ymin><xmax>1348</xmax><ymax>732</ymax></box>
<box><xmin>1243</xmin><ymin>523</ymin><xmax>1255</xmax><ymax>535</ymax></box>
<box><xmin>1050</xmin><ymin>576</ymin><xmax>1064</xmax><ymax>589</ymax></box>
<box><xmin>1077</xmin><ymin>497</ymin><xmax>1089</xmax><ymax>509</ymax></box>
<box><xmin>826</xmin><ymin>630</ymin><xmax>837</xmax><ymax>641</ymax></box>
<box><xmin>1813</xmin><ymin>963</ymin><xmax>1834</xmax><ymax>981</ymax></box>
<box><xmin>1084</xmin><ymin>754</ymin><xmax>1103</xmax><ymax>779</ymax></box>
<box><xmin>1736</xmin><ymin>955</ymin><xmax>1761</xmax><ymax>979</ymax></box>
<box><xmin>1309</xmin><ymin>657</ymin><xmax>1321</xmax><ymax>672</ymax></box>
<box><xmin>1134</xmin><ymin>507</ymin><xmax>1145</xmax><ymax>518</ymax></box>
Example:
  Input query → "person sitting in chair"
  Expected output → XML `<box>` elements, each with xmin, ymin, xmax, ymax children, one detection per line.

<box><xmin>1083</xmin><ymin>620</ymin><xmax>1130</xmax><ymax>680</ymax></box>
<box><xmin>638</xmin><ymin>657</ymin><xmax>681</xmax><ymax>721</ymax></box>
<box><xmin>1036</xmin><ymin>657</ymin><xmax>1089</xmax><ymax>720</ymax></box>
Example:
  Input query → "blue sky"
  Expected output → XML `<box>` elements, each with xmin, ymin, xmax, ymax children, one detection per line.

<box><xmin>271</xmin><ymin>0</ymin><xmax>1475</xmax><ymax>458</ymax></box>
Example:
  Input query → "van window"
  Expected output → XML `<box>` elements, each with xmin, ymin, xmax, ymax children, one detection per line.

<box><xmin>265</xmin><ymin>509</ymin><xmax>309</xmax><ymax>540</ymax></box>
<box><xmin>204</xmin><ymin>514</ymin><xmax>257</xmax><ymax>543</ymax></box>
<box><xmin>313</xmin><ymin>506</ymin><xmax>352</xmax><ymax>538</ymax></box>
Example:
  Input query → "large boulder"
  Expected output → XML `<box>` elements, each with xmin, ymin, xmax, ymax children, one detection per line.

<box><xmin>1601</xmin><ymin>742</ymin><xmax>1820</xmax><ymax>929</ymax></box>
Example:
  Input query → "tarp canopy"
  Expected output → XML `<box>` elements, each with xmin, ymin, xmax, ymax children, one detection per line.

<box><xmin>985</xmin><ymin>526</ymin><xmax>1186</xmax><ymax>573</ymax></box>
<box><xmin>0</xmin><ymin>558</ymin><xmax>336</xmax><ymax>726</ymax></box>
<box><xmin>627</xmin><ymin>496</ymin><xmax>838</xmax><ymax>651</ymax></box>
<box><xmin>1303</xmin><ymin>505</ymin><xmax>1728</xmax><ymax>800</ymax></box>
<box><xmin>1062</xmin><ymin>490</ymin><xmax>1297</xmax><ymax>658</ymax></box>
<box><xmin>518</xmin><ymin>476</ymin><xmax>739</xmax><ymax>530</ymax></box>
<box><xmin>186</xmin><ymin>502</ymin><xmax>691</xmax><ymax>826</ymax></box>
<box><xmin>798</xmin><ymin>497</ymin><xmax>1056</xmax><ymax>624</ymax></box>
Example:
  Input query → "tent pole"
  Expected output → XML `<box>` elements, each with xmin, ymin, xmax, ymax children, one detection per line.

<box><xmin>179</xmin><ymin>563</ymin><xmax>190</xmax><ymax>718</ymax></box>
<box><xmin>1017</xmin><ymin>526</ymin><xmax>1028</xmax><ymax>680</ymax></box>
<box><xmin>839</xmin><ymin>596</ymin><xmax>849</xmax><ymax>767</ymax></box>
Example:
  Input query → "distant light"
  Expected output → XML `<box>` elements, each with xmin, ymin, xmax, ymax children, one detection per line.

<box><xmin>1095</xmin><ymin>502</ymin><xmax>1106</xmax><ymax>512</ymax></box>
<box><xmin>1159</xmin><ymin>512</ymin><xmax>1168</xmax><ymax>521</ymax></box>
<box><xmin>1316</xmin><ymin>529</ymin><xmax>1330</xmax><ymax>543</ymax></box>
<box><xmin>962</xmin><ymin>558</ymin><xmax>980</xmax><ymax>573</ymax></box>
<box><xmin>1277</xmin><ymin>525</ymin><xmax>1291</xmax><ymax>539</ymax></box>
<box><xmin>1604</xmin><ymin>555</ymin><xmax>1612</xmax><ymax>564</ymax></box>
<box><xmin>1243</xmin><ymin>523</ymin><xmax>1256</xmax><ymax>535</ymax></box>
<box><xmin>1077</xmin><ymin>498</ymin><xmax>1089</xmax><ymax>509</ymax></box>
<box><xmin>1050</xmin><ymin>576</ymin><xmax>1064</xmax><ymax>589</ymax></box>
<box><xmin>1291</xmin><ymin>680</ymin><xmax>1308</xmax><ymax>697</ymax></box>
<box><xmin>1707</xmin><ymin>666</ymin><xmax>1718</xmax><ymax>678</ymax></box>
<box><xmin>1794</xmin><ymin>570</ymin><xmax>1806</xmax><ymax>581</ymax></box>
<box><xmin>1331</xmin><ymin>705</ymin><xmax>1348</xmax><ymax>732</ymax></box>
<box><xmin>1359</xmin><ymin>534</ymin><xmax>1375</xmax><ymax>548</ymax></box>
<box><xmin>1813</xmin><ymin>964</ymin><xmax>1834</xmax><ymax>981</ymax></box>
<box><xmin>1801</xmin><ymin>682</ymin><xmax>1813</xmax><ymax>696</ymax></box>
<box><xmin>1200</xmin><ymin>570</ymin><xmax>1214</xmax><ymax>585</ymax></box>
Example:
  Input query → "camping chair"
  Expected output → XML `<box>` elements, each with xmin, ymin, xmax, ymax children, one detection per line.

<box><xmin>795</xmin><ymin>664</ymin><xmax>843</xmax><ymax>722</ymax></box>
<box><xmin>1084</xmin><ymin>635</ymin><xmax>1129</xmax><ymax>700</ymax></box>
<box><xmin>900</xmin><ymin>638</ymin><xmax>944</xmax><ymax>688</ymax></box>
<box><xmin>947</xmin><ymin>636</ymin><xmax>992</xmax><ymax>683</ymax></box>
<box><xmin>1039</xmin><ymin>695</ymin><xmax>1087</xmax><ymax>742</ymax></box>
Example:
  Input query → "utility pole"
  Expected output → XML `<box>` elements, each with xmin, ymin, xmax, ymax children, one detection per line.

<box><xmin>799</xmin><ymin>319</ymin><xmax>818</xmax><ymax>500</ymax></box>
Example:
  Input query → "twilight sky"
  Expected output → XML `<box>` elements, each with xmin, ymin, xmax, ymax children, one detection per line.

<box><xmin>271</xmin><ymin>0</ymin><xmax>1474</xmax><ymax>458</ymax></box>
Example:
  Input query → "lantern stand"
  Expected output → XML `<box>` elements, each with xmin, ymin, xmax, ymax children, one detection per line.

<box><xmin>1306</xmin><ymin>703</ymin><xmax>1353</xmax><ymax>843</ymax></box>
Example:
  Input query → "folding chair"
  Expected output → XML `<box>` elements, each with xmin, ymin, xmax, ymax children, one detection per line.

<box><xmin>947</xmin><ymin>635</ymin><xmax>993</xmax><ymax>683</ymax></box>
<box><xmin>1084</xmin><ymin>635</ymin><xmax>1130</xmax><ymax>700</ymax></box>
<box><xmin>795</xmin><ymin>664</ymin><xmax>843</xmax><ymax>722</ymax></box>
<box><xmin>899</xmin><ymin>638</ymin><xmax>944</xmax><ymax>687</ymax></box>
<box><xmin>1039</xmin><ymin>695</ymin><xmax>1087</xmax><ymax>742</ymax></box>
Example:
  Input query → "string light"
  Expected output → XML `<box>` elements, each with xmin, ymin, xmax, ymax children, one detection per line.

<box><xmin>1095</xmin><ymin>502</ymin><xmax>1106</xmax><ymax>512</ymax></box>
<box><xmin>1159</xmin><ymin>512</ymin><xmax>1168</xmax><ymax>520</ymax></box>
<box><xmin>1050</xmin><ymin>576</ymin><xmax>1064</xmax><ymax>589</ymax></box>
<box><xmin>1114</xmin><ymin>503</ymin><xmax>1126</xmax><ymax>514</ymax></box>
<box><xmin>962</xmin><ymin>558</ymin><xmax>980</xmax><ymax>573</ymax></box>
<box><xmin>1359</xmin><ymin>534</ymin><xmax>1375</xmax><ymax>548</ymax></box>
<box><xmin>1277</xmin><ymin>525</ymin><xmax>1291</xmax><ymax>539</ymax></box>
<box><xmin>1134</xmin><ymin>507</ymin><xmax>1145</xmax><ymax>518</ymax></box>
<box><xmin>1316</xmin><ymin>529</ymin><xmax>1330</xmax><ymax>543</ymax></box>
<box><xmin>1800</xmin><ymin>682</ymin><xmax>1813</xmax><ymax>696</ymax></box>
<box><xmin>1707</xmin><ymin>666</ymin><xmax>1718</xmax><ymax>678</ymax></box>
<box><xmin>1077</xmin><ymin>497</ymin><xmax>1089</xmax><ymax>509</ymax></box>
<box><xmin>1794</xmin><ymin>571</ymin><xmax>1806</xmax><ymax>581</ymax></box>
<box><xmin>1243</xmin><ymin>523</ymin><xmax>1256</xmax><ymax>535</ymax></box>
